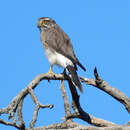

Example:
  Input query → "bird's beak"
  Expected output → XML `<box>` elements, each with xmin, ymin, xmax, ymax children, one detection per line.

<box><xmin>37</xmin><ymin>24</ymin><xmax>40</xmax><ymax>28</ymax></box>
<box><xmin>37</xmin><ymin>21</ymin><xmax>41</xmax><ymax>28</ymax></box>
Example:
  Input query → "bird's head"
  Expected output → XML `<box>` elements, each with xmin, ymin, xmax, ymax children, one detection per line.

<box><xmin>37</xmin><ymin>17</ymin><xmax>56</xmax><ymax>31</ymax></box>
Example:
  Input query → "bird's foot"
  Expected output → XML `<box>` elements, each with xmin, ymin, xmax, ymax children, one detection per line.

<box><xmin>46</xmin><ymin>69</ymin><xmax>56</xmax><ymax>83</ymax></box>
<box><xmin>46</xmin><ymin>67</ymin><xmax>56</xmax><ymax>76</ymax></box>
<box><xmin>47</xmin><ymin>71</ymin><xmax>56</xmax><ymax>75</ymax></box>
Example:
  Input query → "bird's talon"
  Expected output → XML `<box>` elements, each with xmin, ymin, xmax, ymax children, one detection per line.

<box><xmin>46</xmin><ymin>65</ymin><xmax>56</xmax><ymax>76</ymax></box>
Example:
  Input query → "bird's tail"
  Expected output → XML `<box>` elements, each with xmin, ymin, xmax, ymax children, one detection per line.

<box><xmin>66</xmin><ymin>65</ymin><xmax>83</xmax><ymax>93</ymax></box>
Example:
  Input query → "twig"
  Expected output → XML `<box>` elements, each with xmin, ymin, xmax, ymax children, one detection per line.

<box><xmin>0</xmin><ymin>119</ymin><xmax>20</xmax><ymax>129</ymax></box>
<box><xmin>17</xmin><ymin>98</ymin><xmax>25</xmax><ymax>129</ymax></box>
<box><xmin>30</xmin><ymin>105</ymin><xmax>40</xmax><ymax>128</ymax></box>
<box><xmin>0</xmin><ymin>74</ymin><xmax>65</xmax><ymax>118</ymax></box>
<box><xmin>80</xmin><ymin>67</ymin><xmax>130</xmax><ymax>113</ymax></box>
<box><xmin>67</xmin><ymin>78</ymin><xmax>116</xmax><ymax>127</ymax></box>
<box><xmin>28</xmin><ymin>86</ymin><xmax>53</xmax><ymax>128</ymax></box>
<box><xmin>60</xmin><ymin>80</ymin><xmax>72</xmax><ymax>121</ymax></box>
<box><xmin>66</xmin><ymin>113</ymin><xmax>116</xmax><ymax>127</ymax></box>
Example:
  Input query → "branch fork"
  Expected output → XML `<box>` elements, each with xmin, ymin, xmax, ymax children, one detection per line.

<box><xmin>0</xmin><ymin>67</ymin><xmax>129</xmax><ymax>129</ymax></box>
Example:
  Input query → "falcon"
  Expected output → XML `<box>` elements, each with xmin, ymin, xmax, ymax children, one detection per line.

<box><xmin>37</xmin><ymin>17</ymin><xmax>86</xmax><ymax>93</ymax></box>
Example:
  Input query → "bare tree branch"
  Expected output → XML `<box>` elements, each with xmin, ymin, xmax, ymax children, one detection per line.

<box><xmin>0</xmin><ymin>69</ymin><xmax>129</xmax><ymax>129</ymax></box>
<box><xmin>28</xmin><ymin>86</ymin><xmax>53</xmax><ymax>128</ymax></box>
<box><xmin>0</xmin><ymin>74</ymin><xmax>64</xmax><ymax>117</ymax></box>
<box><xmin>17</xmin><ymin>98</ymin><xmax>25</xmax><ymax>129</ymax></box>
<box><xmin>0</xmin><ymin>119</ymin><xmax>20</xmax><ymax>129</ymax></box>
<box><xmin>67</xmin><ymin>78</ymin><xmax>116</xmax><ymax>127</ymax></box>
<box><xmin>60</xmin><ymin>80</ymin><xmax>72</xmax><ymax>121</ymax></box>
<box><xmin>26</xmin><ymin>123</ymin><xmax>130</xmax><ymax>130</ymax></box>
<box><xmin>80</xmin><ymin>67</ymin><xmax>130</xmax><ymax>113</ymax></box>
<box><xmin>30</xmin><ymin>121</ymin><xmax>83</xmax><ymax>130</ymax></box>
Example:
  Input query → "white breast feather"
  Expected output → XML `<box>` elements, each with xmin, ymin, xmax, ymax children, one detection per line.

<box><xmin>44</xmin><ymin>48</ymin><xmax>74</xmax><ymax>68</ymax></box>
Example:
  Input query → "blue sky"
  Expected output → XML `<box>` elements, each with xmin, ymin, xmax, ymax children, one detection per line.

<box><xmin>0</xmin><ymin>0</ymin><xmax>130</xmax><ymax>129</ymax></box>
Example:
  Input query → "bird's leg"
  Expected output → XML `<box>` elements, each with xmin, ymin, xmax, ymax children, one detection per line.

<box><xmin>47</xmin><ymin>65</ymin><xmax>55</xmax><ymax>75</ymax></box>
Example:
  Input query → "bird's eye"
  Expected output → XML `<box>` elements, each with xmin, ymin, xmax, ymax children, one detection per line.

<box><xmin>43</xmin><ymin>20</ymin><xmax>49</xmax><ymax>25</ymax></box>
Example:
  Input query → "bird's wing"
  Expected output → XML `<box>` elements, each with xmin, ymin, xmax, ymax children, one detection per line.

<box><xmin>44</xmin><ymin>26</ymin><xmax>86</xmax><ymax>71</ymax></box>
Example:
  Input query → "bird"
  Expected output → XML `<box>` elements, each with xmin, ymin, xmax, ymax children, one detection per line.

<box><xmin>37</xmin><ymin>17</ymin><xmax>86</xmax><ymax>93</ymax></box>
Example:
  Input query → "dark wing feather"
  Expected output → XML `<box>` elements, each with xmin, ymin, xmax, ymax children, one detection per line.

<box><xmin>44</xmin><ymin>25</ymin><xmax>86</xmax><ymax>71</ymax></box>
<box><xmin>66</xmin><ymin>65</ymin><xmax>83</xmax><ymax>93</ymax></box>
